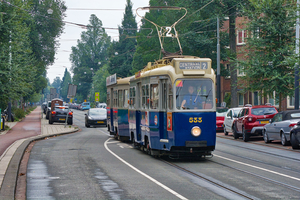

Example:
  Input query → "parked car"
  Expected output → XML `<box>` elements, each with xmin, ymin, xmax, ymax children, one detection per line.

<box><xmin>233</xmin><ymin>104</ymin><xmax>278</xmax><ymax>142</ymax></box>
<box><xmin>263</xmin><ymin>110</ymin><xmax>300</xmax><ymax>146</ymax></box>
<box><xmin>49</xmin><ymin>106</ymin><xmax>73</xmax><ymax>125</ymax></box>
<box><xmin>42</xmin><ymin>102</ymin><xmax>47</xmax><ymax>114</ymax></box>
<box><xmin>85</xmin><ymin>108</ymin><xmax>107</xmax><ymax>127</ymax></box>
<box><xmin>289</xmin><ymin>121</ymin><xmax>300</xmax><ymax>149</ymax></box>
<box><xmin>81</xmin><ymin>102</ymin><xmax>90</xmax><ymax>110</ymax></box>
<box><xmin>45</xmin><ymin>101</ymin><xmax>51</xmax><ymax>119</ymax></box>
<box><xmin>223</xmin><ymin>107</ymin><xmax>243</xmax><ymax>136</ymax></box>
<box><xmin>216</xmin><ymin>107</ymin><xmax>228</xmax><ymax>132</ymax></box>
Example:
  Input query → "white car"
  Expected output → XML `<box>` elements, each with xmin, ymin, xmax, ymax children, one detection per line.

<box><xmin>223</xmin><ymin>107</ymin><xmax>242</xmax><ymax>135</ymax></box>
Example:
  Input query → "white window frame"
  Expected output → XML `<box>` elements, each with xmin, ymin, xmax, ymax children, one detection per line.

<box><xmin>252</xmin><ymin>91</ymin><xmax>261</xmax><ymax>106</ymax></box>
<box><xmin>238</xmin><ymin>93</ymin><xmax>244</xmax><ymax>106</ymax></box>
<box><xmin>267</xmin><ymin>91</ymin><xmax>279</xmax><ymax>107</ymax></box>
<box><xmin>237</xmin><ymin>30</ymin><xmax>246</xmax><ymax>45</ymax></box>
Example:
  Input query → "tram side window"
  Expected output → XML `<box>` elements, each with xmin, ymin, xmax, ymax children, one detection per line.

<box><xmin>150</xmin><ymin>84</ymin><xmax>159</xmax><ymax>109</ymax></box>
<box><xmin>130</xmin><ymin>87</ymin><xmax>135</xmax><ymax>108</ymax></box>
<box><xmin>124</xmin><ymin>89</ymin><xmax>129</xmax><ymax>108</ymax></box>
<box><xmin>114</xmin><ymin>90</ymin><xmax>118</xmax><ymax>107</ymax></box>
<box><xmin>142</xmin><ymin>85</ymin><xmax>146</xmax><ymax>109</ymax></box>
<box><xmin>168</xmin><ymin>82</ymin><xmax>173</xmax><ymax>109</ymax></box>
<box><xmin>118</xmin><ymin>90</ymin><xmax>123</xmax><ymax>108</ymax></box>
<box><xmin>107</xmin><ymin>92</ymin><xmax>110</xmax><ymax>107</ymax></box>
<box><xmin>146</xmin><ymin>85</ymin><xmax>149</xmax><ymax>108</ymax></box>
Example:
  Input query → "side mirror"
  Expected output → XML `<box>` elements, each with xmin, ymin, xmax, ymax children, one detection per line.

<box><xmin>297</xmin><ymin>121</ymin><xmax>300</xmax><ymax>125</ymax></box>
<box><xmin>85</xmin><ymin>114</ymin><xmax>87</xmax><ymax>115</ymax></box>
<box><xmin>269</xmin><ymin>119</ymin><xmax>272</xmax><ymax>123</ymax></box>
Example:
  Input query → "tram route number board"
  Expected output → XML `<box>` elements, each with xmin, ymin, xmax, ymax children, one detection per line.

<box><xmin>179</xmin><ymin>62</ymin><xmax>208</xmax><ymax>70</ymax></box>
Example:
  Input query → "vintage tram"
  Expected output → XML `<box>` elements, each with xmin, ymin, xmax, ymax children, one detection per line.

<box><xmin>106</xmin><ymin>6</ymin><xmax>216</xmax><ymax>158</ymax></box>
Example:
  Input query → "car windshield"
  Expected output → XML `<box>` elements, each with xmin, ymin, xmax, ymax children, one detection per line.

<box><xmin>90</xmin><ymin>109</ymin><xmax>106</xmax><ymax>115</ymax></box>
<box><xmin>251</xmin><ymin>107</ymin><xmax>277</xmax><ymax>116</ymax></box>
<box><xmin>175</xmin><ymin>79</ymin><xmax>214</xmax><ymax>110</ymax></box>
<box><xmin>216</xmin><ymin>108</ymin><xmax>228</xmax><ymax>116</ymax></box>
<box><xmin>54</xmin><ymin>106</ymin><xmax>68</xmax><ymax>111</ymax></box>
<box><xmin>233</xmin><ymin>109</ymin><xmax>241</xmax><ymax>117</ymax></box>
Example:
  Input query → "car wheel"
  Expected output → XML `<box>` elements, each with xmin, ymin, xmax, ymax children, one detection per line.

<box><xmin>242</xmin><ymin>127</ymin><xmax>250</xmax><ymax>142</ymax></box>
<box><xmin>281</xmin><ymin>132</ymin><xmax>289</xmax><ymax>146</ymax></box>
<box><xmin>85</xmin><ymin>121</ymin><xmax>90</xmax><ymax>127</ymax></box>
<box><xmin>46</xmin><ymin>113</ymin><xmax>49</xmax><ymax>119</ymax></box>
<box><xmin>263</xmin><ymin>129</ymin><xmax>270</xmax><ymax>143</ymax></box>
<box><xmin>290</xmin><ymin>132</ymin><xmax>300</xmax><ymax>149</ymax></box>
<box><xmin>49</xmin><ymin>119</ymin><xmax>53</xmax><ymax>124</ymax></box>
<box><xmin>224</xmin><ymin>126</ymin><xmax>228</xmax><ymax>136</ymax></box>
<box><xmin>233</xmin><ymin>125</ymin><xmax>239</xmax><ymax>139</ymax></box>
<box><xmin>67</xmin><ymin>120</ymin><xmax>73</xmax><ymax>125</ymax></box>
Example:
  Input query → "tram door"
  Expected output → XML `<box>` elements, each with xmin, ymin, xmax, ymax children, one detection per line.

<box><xmin>109</xmin><ymin>88</ymin><xmax>114</xmax><ymax>134</ymax></box>
<box><xmin>136</xmin><ymin>83</ymin><xmax>142</xmax><ymax>141</ymax></box>
<box><xmin>160</xmin><ymin>79</ymin><xmax>168</xmax><ymax>140</ymax></box>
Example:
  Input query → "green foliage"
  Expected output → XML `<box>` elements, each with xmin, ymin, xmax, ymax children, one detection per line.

<box><xmin>92</xmin><ymin>64</ymin><xmax>110</xmax><ymax>103</ymax></box>
<box><xmin>131</xmin><ymin>0</ymin><xmax>230</xmax><ymax>75</ymax></box>
<box><xmin>0</xmin><ymin>0</ymin><xmax>66</xmax><ymax>107</ymax></box>
<box><xmin>60</xmin><ymin>68</ymin><xmax>72</xmax><ymax>101</ymax></box>
<box><xmin>13</xmin><ymin>107</ymin><xmax>25</xmax><ymax>120</ymax></box>
<box><xmin>241</xmin><ymin>0</ymin><xmax>297</xmax><ymax>109</ymax></box>
<box><xmin>70</xmin><ymin>14</ymin><xmax>111</xmax><ymax>100</ymax></box>
<box><xmin>108</xmin><ymin>0</ymin><xmax>137</xmax><ymax>78</ymax></box>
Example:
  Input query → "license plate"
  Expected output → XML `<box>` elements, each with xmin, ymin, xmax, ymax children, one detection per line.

<box><xmin>97</xmin><ymin>121</ymin><xmax>104</xmax><ymax>124</ymax></box>
<box><xmin>260</xmin><ymin>120</ymin><xmax>269</xmax><ymax>124</ymax></box>
<box><xmin>59</xmin><ymin>118</ymin><xmax>65</xmax><ymax>121</ymax></box>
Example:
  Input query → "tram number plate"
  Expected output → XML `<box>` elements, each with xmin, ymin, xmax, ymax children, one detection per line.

<box><xmin>186</xmin><ymin>141</ymin><xmax>207</xmax><ymax>147</ymax></box>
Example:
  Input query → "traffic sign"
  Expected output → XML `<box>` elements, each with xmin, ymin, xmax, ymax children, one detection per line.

<box><xmin>95</xmin><ymin>92</ymin><xmax>100</xmax><ymax>102</ymax></box>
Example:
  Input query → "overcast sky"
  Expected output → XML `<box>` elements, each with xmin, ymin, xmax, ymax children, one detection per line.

<box><xmin>47</xmin><ymin>0</ymin><xmax>149</xmax><ymax>84</ymax></box>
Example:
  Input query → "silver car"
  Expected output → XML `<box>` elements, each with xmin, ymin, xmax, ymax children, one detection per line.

<box><xmin>223</xmin><ymin>107</ymin><xmax>242</xmax><ymax>136</ymax></box>
<box><xmin>263</xmin><ymin>110</ymin><xmax>300</xmax><ymax>146</ymax></box>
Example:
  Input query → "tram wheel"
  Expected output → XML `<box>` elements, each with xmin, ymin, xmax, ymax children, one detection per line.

<box><xmin>145</xmin><ymin>138</ymin><xmax>151</xmax><ymax>155</ymax></box>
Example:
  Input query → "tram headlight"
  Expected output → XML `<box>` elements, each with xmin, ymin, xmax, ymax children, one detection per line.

<box><xmin>191</xmin><ymin>126</ymin><xmax>201</xmax><ymax>137</ymax></box>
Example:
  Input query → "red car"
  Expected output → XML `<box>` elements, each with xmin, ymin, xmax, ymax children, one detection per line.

<box><xmin>233</xmin><ymin>105</ymin><xmax>278</xmax><ymax>142</ymax></box>
<box><xmin>216</xmin><ymin>107</ymin><xmax>228</xmax><ymax>132</ymax></box>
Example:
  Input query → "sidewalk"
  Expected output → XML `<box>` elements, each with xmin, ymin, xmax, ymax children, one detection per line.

<box><xmin>0</xmin><ymin>106</ymin><xmax>78</xmax><ymax>199</ymax></box>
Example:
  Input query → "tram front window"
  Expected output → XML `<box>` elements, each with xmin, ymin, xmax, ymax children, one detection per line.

<box><xmin>175</xmin><ymin>79</ymin><xmax>213</xmax><ymax>110</ymax></box>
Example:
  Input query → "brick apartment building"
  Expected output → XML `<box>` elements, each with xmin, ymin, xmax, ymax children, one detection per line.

<box><xmin>220</xmin><ymin>16</ymin><xmax>296</xmax><ymax>111</ymax></box>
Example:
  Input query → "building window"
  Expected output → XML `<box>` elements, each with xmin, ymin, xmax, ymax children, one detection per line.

<box><xmin>253</xmin><ymin>91</ymin><xmax>260</xmax><ymax>106</ymax></box>
<box><xmin>238</xmin><ymin>93</ymin><xmax>244</xmax><ymax>106</ymax></box>
<box><xmin>124</xmin><ymin>89</ymin><xmax>129</xmax><ymax>108</ymax></box>
<box><xmin>268</xmin><ymin>91</ymin><xmax>279</xmax><ymax>106</ymax></box>
<box><xmin>237</xmin><ymin>30</ymin><xmax>247</xmax><ymax>45</ymax></box>
<box><xmin>118</xmin><ymin>90</ymin><xmax>123</xmax><ymax>107</ymax></box>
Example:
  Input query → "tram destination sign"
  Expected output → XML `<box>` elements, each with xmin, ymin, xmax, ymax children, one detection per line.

<box><xmin>179</xmin><ymin>62</ymin><xmax>208</xmax><ymax>70</ymax></box>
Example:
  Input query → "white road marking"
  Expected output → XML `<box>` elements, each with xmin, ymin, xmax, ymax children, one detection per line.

<box><xmin>104</xmin><ymin>138</ymin><xmax>188</xmax><ymax>200</ymax></box>
<box><xmin>214</xmin><ymin>154</ymin><xmax>300</xmax><ymax>182</ymax></box>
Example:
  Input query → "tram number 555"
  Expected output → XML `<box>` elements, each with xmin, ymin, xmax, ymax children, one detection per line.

<box><xmin>189</xmin><ymin>117</ymin><xmax>202</xmax><ymax>123</ymax></box>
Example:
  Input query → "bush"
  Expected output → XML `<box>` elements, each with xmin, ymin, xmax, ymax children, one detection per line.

<box><xmin>13</xmin><ymin>108</ymin><xmax>26</xmax><ymax>120</ymax></box>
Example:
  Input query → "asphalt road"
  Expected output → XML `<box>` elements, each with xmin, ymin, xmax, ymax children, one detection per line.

<box><xmin>25</xmin><ymin>109</ymin><xmax>300</xmax><ymax>200</ymax></box>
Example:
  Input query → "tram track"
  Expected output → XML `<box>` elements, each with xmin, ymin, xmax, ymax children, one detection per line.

<box><xmin>160</xmin><ymin>157</ymin><xmax>300</xmax><ymax>198</ymax></box>
<box><xmin>216</xmin><ymin>140</ymin><xmax>300</xmax><ymax>162</ymax></box>
<box><xmin>214</xmin><ymin>150</ymin><xmax>300</xmax><ymax>176</ymax></box>
<box><xmin>159</xmin><ymin>158</ymin><xmax>256</xmax><ymax>200</ymax></box>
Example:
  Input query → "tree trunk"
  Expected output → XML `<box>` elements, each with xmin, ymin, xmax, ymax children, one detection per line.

<box><xmin>229</xmin><ymin>14</ymin><xmax>238</xmax><ymax>108</ymax></box>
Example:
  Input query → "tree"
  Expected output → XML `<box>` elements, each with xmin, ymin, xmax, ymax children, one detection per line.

<box><xmin>70</xmin><ymin>14</ymin><xmax>111</xmax><ymax>100</ymax></box>
<box><xmin>131</xmin><ymin>0</ymin><xmax>230</xmax><ymax>77</ymax></box>
<box><xmin>241</xmin><ymin>0</ymin><xmax>297</xmax><ymax>111</ymax></box>
<box><xmin>60</xmin><ymin>68</ymin><xmax>72</xmax><ymax>101</ymax></box>
<box><xmin>51</xmin><ymin>77</ymin><xmax>62</xmax><ymax>92</ymax></box>
<box><xmin>108</xmin><ymin>0</ymin><xmax>137</xmax><ymax>78</ymax></box>
<box><xmin>92</xmin><ymin>64</ymin><xmax>110</xmax><ymax>103</ymax></box>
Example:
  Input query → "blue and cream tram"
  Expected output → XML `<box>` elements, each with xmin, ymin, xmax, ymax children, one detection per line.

<box><xmin>128</xmin><ymin>57</ymin><xmax>216</xmax><ymax>157</ymax></box>
<box><xmin>106</xmin><ymin>6</ymin><xmax>216</xmax><ymax>158</ymax></box>
<box><xmin>106</xmin><ymin>75</ymin><xmax>131</xmax><ymax>141</ymax></box>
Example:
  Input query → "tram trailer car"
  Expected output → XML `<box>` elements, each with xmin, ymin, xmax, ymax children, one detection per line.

<box><xmin>108</xmin><ymin>56</ymin><xmax>216</xmax><ymax>158</ymax></box>
<box><xmin>106</xmin><ymin>76</ymin><xmax>132</xmax><ymax>141</ymax></box>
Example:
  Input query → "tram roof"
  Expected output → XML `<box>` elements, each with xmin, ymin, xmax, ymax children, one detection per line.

<box><xmin>131</xmin><ymin>56</ymin><xmax>214</xmax><ymax>83</ymax></box>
